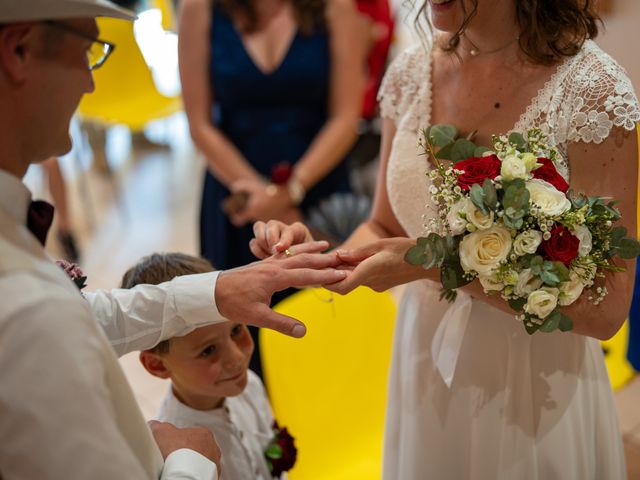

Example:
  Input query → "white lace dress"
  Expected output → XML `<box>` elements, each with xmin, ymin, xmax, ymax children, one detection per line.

<box><xmin>378</xmin><ymin>40</ymin><xmax>640</xmax><ymax>480</ymax></box>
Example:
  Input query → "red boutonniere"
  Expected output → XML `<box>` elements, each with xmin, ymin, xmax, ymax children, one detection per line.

<box><xmin>56</xmin><ymin>260</ymin><xmax>87</xmax><ymax>290</ymax></box>
<box><xmin>264</xmin><ymin>420</ymin><xmax>297</xmax><ymax>478</ymax></box>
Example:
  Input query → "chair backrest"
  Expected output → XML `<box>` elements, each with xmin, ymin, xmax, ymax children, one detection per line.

<box><xmin>261</xmin><ymin>287</ymin><xmax>396</xmax><ymax>480</ymax></box>
<box><xmin>77</xmin><ymin>17</ymin><xmax>181</xmax><ymax>131</ymax></box>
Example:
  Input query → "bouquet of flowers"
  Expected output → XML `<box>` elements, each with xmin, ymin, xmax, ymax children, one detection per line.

<box><xmin>56</xmin><ymin>259</ymin><xmax>87</xmax><ymax>290</ymax></box>
<box><xmin>405</xmin><ymin>125</ymin><xmax>640</xmax><ymax>334</ymax></box>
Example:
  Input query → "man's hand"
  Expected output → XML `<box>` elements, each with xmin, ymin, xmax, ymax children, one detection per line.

<box><xmin>149</xmin><ymin>420</ymin><xmax>221</xmax><ymax>471</ymax></box>
<box><xmin>249</xmin><ymin>220</ymin><xmax>315</xmax><ymax>259</ymax></box>
<box><xmin>215</xmin><ymin>242</ymin><xmax>346</xmax><ymax>338</ymax></box>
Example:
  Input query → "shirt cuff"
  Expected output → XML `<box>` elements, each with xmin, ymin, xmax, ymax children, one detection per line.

<box><xmin>161</xmin><ymin>448</ymin><xmax>218</xmax><ymax>480</ymax></box>
<box><xmin>171</xmin><ymin>271</ymin><xmax>226</xmax><ymax>327</ymax></box>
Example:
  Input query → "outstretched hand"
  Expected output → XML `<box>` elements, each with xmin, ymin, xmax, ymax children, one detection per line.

<box><xmin>326</xmin><ymin>237</ymin><xmax>433</xmax><ymax>295</ymax></box>
<box><xmin>250</xmin><ymin>220</ymin><xmax>315</xmax><ymax>259</ymax></box>
<box><xmin>215</xmin><ymin>241</ymin><xmax>345</xmax><ymax>338</ymax></box>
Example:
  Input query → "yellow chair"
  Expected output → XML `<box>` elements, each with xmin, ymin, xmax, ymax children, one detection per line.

<box><xmin>602</xmin><ymin>124</ymin><xmax>640</xmax><ymax>389</ymax></box>
<box><xmin>77</xmin><ymin>17</ymin><xmax>181</xmax><ymax>131</ymax></box>
<box><xmin>261</xmin><ymin>287</ymin><xmax>397</xmax><ymax>479</ymax></box>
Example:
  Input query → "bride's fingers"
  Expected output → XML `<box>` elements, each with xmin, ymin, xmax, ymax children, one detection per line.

<box><xmin>336</xmin><ymin>245</ymin><xmax>377</xmax><ymax>264</ymax></box>
<box><xmin>249</xmin><ymin>238</ymin><xmax>271</xmax><ymax>259</ymax></box>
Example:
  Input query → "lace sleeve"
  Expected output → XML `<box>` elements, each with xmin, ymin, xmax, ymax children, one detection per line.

<box><xmin>377</xmin><ymin>44</ymin><xmax>430</xmax><ymax>127</ymax></box>
<box><xmin>566</xmin><ymin>44</ymin><xmax>640</xmax><ymax>144</ymax></box>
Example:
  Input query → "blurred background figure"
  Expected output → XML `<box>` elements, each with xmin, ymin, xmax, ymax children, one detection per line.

<box><xmin>41</xmin><ymin>158</ymin><xmax>81</xmax><ymax>263</ymax></box>
<box><xmin>179</xmin><ymin>0</ymin><xmax>367</xmax><ymax>376</ymax></box>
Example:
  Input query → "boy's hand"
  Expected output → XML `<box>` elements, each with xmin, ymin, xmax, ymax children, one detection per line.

<box><xmin>215</xmin><ymin>242</ymin><xmax>347</xmax><ymax>338</ymax></box>
<box><xmin>149</xmin><ymin>420</ymin><xmax>221</xmax><ymax>470</ymax></box>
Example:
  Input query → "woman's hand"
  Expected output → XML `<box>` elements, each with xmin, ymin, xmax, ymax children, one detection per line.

<box><xmin>326</xmin><ymin>237</ymin><xmax>435</xmax><ymax>295</ymax></box>
<box><xmin>250</xmin><ymin>220</ymin><xmax>316</xmax><ymax>259</ymax></box>
<box><xmin>228</xmin><ymin>178</ymin><xmax>301</xmax><ymax>226</ymax></box>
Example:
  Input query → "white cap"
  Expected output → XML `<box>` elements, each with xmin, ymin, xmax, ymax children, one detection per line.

<box><xmin>0</xmin><ymin>0</ymin><xmax>135</xmax><ymax>23</ymax></box>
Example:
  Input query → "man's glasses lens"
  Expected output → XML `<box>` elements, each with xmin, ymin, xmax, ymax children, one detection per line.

<box><xmin>88</xmin><ymin>40</ymin><xmax>112</xmax><ymax>71</ymax></box>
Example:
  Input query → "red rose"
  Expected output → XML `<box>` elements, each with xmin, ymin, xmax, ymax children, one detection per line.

<box><xmin>538</xmin><ymin>225</ymin><xmax>580</xmax><ymax>267</ymax></box>
<box><xmin>455</xmin><ymin>155</ymin><xmax>502</xmax><ymax>191</ymax></box>
<box><xmin>266</xmin><ymin>421</ymin><xmax>297</xmax><ymax>477</ymax></box>
<box><xmin>532</xmin><ymin>157</ymin><xmax>569</xmax><ymax>193</ymax></box>
<box><xmin>271</xmin><ymin>163</ymin><xmax>293</xmax><ymax>185</ymax></box>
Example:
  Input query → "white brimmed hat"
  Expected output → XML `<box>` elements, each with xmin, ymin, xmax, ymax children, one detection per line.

<box><xmin>0</xmin><ymin>0</ymin><xmax>135</xmax><ymax>23</ymax></box>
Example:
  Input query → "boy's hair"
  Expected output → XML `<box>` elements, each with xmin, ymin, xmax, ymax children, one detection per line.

<box><xmin>121</xmin><ymin>252</ymin><xmax>215</xmax><ymax>354</ymax></box>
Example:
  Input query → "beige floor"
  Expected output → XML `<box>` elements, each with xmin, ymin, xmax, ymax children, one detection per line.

<box><xmin>29</xmin><ymin>122</ymin><xmax>640</xmax><ymax>479</ymax></box>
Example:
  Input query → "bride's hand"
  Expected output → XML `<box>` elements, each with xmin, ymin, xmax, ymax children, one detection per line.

<box><xmin>326</xmin><ymin>237</ymin><xmax>433</xmax><ymax>295</ymax></box>
<box><xmin>250</xmin><ymin>220</ymin><xmax>316</xmax><ymax>259</ymax></box>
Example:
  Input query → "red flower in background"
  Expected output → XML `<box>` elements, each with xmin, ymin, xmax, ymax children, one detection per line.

<box><xmin>538</xmin><ymin>225</ymin><xmax>580</xmax><ymax>267</ymax></box>
<box><xmin>455</xmin><ymin>155</ymin><xmax>502</xmax><ymax>191</ymax></box>
<box><xmin>532</xmin><ymin>157</ymin><xmax>569</xmax><ymax>193</ymax></box>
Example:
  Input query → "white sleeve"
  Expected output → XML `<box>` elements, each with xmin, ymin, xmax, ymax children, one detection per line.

<box><xmin>161</xmin><ymin>449</ymin><xmax>218</xmax><ymax>480</ymax></box>
<box><xmin>85</xmin><ymin>272</ymin><xmax>227</xmax><ymax>357</ymax></box>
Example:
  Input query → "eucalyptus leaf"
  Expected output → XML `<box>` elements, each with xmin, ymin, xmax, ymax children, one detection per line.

<box><xmin>508</xmin><ymin>297</ymin><xmax>527</xmax><ymax>312</ymax></box>
<box><xmin>508</xmin><ymin>132</ymin><xmax>526</xmax><ymax>150</ymax></box>
<box><xmin>470</xmin><ymin>184</ymin><xmax>489</xmax><ymax>214</ymax></box>
<box><xmin>539</xmin><ymin>311</ymin><xmax>561</xmax><ymax>332</ymax></box>
<box><xmin>524</xmin><ymin>315</ymin><xmax>541</xmax><ymax>335</ymax></box>
<box><xmin>482</xmin><ymin>178</ymin><xmax>498</xmax><ymax>210</ymax></box>
<box><xmin>540</xmin><ymin>270</ymin><xmax>560</xmax><ymax>287</ymax></box>
<box><xmin>434</xmin><ymin>142</ymin><xmax>455</xmax><ymax>160</ymax></box>
<box><xmin>474</xmin><ymin>146</ymin><xmax>491</xmax><ymax>157</ymax></box>
<box><xmin>616</xmin><ymin>238</ymin><xmax>640</xmax><ymax>259</ymax></box>
<box><xmin>450</xmin><ymin>138</ymin><xmax>477</xmax><ymax>163</ymax></box>
<box><xmin>430</xmin><ymin>124</ymin><xmax>458</xmax><ymax>147</ymax></box>
<box><xmin>440</xmin><ymin>260</ymin><xmax>472</xmax><ymax>290</ymax></box>
<box><xmin>610</xmin><ymin>226</ymin><xmax>628</xmax><ymax>245</ymax></box>
<box><xmin>553</xmin><ymin>262</ymin><xmax>570</xmax><ymax>282</ymax></box>
<box><xmin>558</xmin><ymin>314</ymin><xmax>574</xmax><ymax>332</ymax></box>
<box><xmin>405</xmin><ymin>245</ymin><xmax>427</xmax><ymax>266</ymax></box>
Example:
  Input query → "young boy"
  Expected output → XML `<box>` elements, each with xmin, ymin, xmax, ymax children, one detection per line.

<box><xmin>122</xmin><ymin>253</ymin><xmax>290</xmax><ymax>479</ymax></box>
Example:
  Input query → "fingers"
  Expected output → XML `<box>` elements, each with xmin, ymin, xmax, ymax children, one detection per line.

<box><xmin>336</xmin><ymin>244</ymin><xmax>376</xmax><ymax>264</ymax></box>
<box><xmin>249</xmin><ymin>238</ymin><xmax>271</xmax><ymax>259</ymax></box>
<box><xmin>273</xmin><ymin>222</ymin><xmax>313</xmax><ymax>253</ymax></box>
<box><xmin>278</xmin><ymin>240</ymin><xmax>329</xmax><ymax>256</ymax></box>
<box><xmin>279</xmin><ymin>251</ymin><xmax>343</xmax><ymax>270</ymax></box>
<box><xmin>324</xmin><ymin>275</ymin><xmax>360</xmax><ymax>295</ymax></box>
<box><xmin>249</xmin><ymin>303</ymin><xmax>308</xmax><ymax>338</ymax></box>
<box><xmin>277</xmin><ymin>266</ymin><xmax>348</xmax><ymax>289</ymax></box>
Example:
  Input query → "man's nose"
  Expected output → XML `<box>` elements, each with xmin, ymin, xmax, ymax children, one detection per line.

<box><xmin>86</xmin><ymin>70</ymin><xmax>96</xmax><ymax>94</ymax></box>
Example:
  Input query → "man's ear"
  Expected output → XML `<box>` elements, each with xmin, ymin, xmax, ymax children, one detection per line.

<box><xmin>139</xmin><ymin>351</ymin><xmax>172</xmax><ymax>379</ymax></box>
<box><xmin>0</xmin><ymin>23</ymin><xmax>39</xmax><ymax>83</ymax></box>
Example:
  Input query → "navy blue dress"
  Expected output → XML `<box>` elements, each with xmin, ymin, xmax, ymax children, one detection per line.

<box><xmin>200</xmin><ymin>7</ymin><xmax>351</xmax><ymax>270</ymax></box>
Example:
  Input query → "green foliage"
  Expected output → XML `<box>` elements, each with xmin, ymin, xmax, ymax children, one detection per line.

<box><xmin>474</xmin><ymin>146</ymin><xmax>491</xmax><ymax>157</ymax></box>
<box><xmin>428</xmin><ymin>124</ymin><xmax>458</xmax><ymax>147</ymax></box>
<box><xmin>501</xmin><ymin>179</ymin><xmax>529</xmax><ymax>230</ymax></box>
<box><xmin>508</xmin><ymin>132</ymin><xmax>527</xmax><ymax>150</ymax></box>
<box><xmin>508</xmin><ymin>297</ymin><xmax>527</xmax><ymax>312</ymax></box>
<box><xmin>265</xmin><ymin>444</ymin><xmax>282</xmax><ymax>460</ymax></box>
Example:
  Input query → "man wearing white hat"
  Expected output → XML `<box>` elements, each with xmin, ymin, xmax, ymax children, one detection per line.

<box><xmin>0</xmin><ymin>1</ymin><xmax>347</xmax><ymax>478</ymax></box>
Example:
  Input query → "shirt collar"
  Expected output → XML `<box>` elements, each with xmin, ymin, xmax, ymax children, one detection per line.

<box><xmin>0</xmin><ymin>169</ymin><xmax>33</xmax><ymax>226</ymax></box>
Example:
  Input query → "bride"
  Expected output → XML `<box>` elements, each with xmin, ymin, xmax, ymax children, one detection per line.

<box><xmin>250</xmin><ymin>0</ymin><xmax>640</xmax><ymax>478</ymax></box>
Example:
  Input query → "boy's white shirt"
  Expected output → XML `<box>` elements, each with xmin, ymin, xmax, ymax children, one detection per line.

<box><xmin>156</xmin><ymin>370</ymin><xmax>284</xmax><ymax>480</ymax></box>
<box><xmin>0</xmin><ymin>170</ymin><xmax>221</xmax><ymax>479</ymax></box>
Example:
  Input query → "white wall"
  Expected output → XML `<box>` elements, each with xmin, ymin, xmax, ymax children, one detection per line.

<box><xmin>596</xmin><ymin>1</ymin><xmax>640</xmax><ymax>92</ymax></box>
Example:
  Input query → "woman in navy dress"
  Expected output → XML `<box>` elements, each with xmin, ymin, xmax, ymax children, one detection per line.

<box><xmin>179</xmin><ymin>0</ymin><xmax>365</xmax><ymax>375</ymax></box>
<box><xmin>179</xmin><ymin>0</ymin><xmax>365</xmax><ymax>270</ymax></box>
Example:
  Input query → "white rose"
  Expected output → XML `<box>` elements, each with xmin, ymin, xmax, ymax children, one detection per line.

<box><xmin>459</xmin><ymin>225</ymin><xmax>512</xmax><ymax>276</ymax></box>
<box><xmin>524</xmin><ymin>287</ymin><xmax>559</xmax><ymax>319</ymax></box>
<box><xmin>501</xmin><ymin>154</ymin><xmax>528</xmax><ymax>181</ymax></box>
<box><xmin>558</xmin><ymin>272</ymin><xmax>585</xmax><ymax>306</ymax></box>
<box><xmin>479</xmin><ymin>275</ymin><xmax>504</xmax><ymax>292</ymax></box>
<box><xmin>446</xmin><ymin>198</ymin><xmax>469</xmax><ymax>235</ymax></box>
<box><xmin>514</xmin><ymin>268</ymin><xmax>543</xmax><ymax>297</ymax></box>
<box><xmin>572</xmin><ymin>225</ymin><xmax>593</xmax><ymax>257</ymax></box>
<box><xmin>464</xmin><ymin>201</ymin><xmax>494</xmax><ymax>230</ymax></box>
<box><xmin>513</xmin><ymin>230</ymin><xmax>543</xmax><ymax>256</ymax></box>
<box><xmin>521</xmin><ymin>152</ymin><xmax>539</xmax><ymax>173</ymax></box>
<box><xmin>526</xmin><ymin>179</ymin><xmax>571</xmax><ymax>216</ymax></box>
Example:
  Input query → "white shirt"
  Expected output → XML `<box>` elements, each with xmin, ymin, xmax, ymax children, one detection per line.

<box><xmin>156</xmin><ymin>371</ymin><xmax>279</xmax><ymax>480</ymax></box>
<box><xmin>0</xmin><ymin>170</ymin><xmax>223</xmax><ymax>479</ymax></box>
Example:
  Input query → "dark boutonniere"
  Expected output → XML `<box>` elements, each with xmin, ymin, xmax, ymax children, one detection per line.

<box><xmin>56</xmin><ymin>259</ymin><xmax>87</xmax><ymax>290</ymax></box>
<box><xmin>264</xmin><ymin>420</ymin><xmax>297</xmax><ymax>478</ymax></box>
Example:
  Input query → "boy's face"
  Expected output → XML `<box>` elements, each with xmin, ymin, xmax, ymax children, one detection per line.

<box><xmin>158</xmin><ymin>322</ymin><xmax>254</xmax><ymax>410</ymax></box>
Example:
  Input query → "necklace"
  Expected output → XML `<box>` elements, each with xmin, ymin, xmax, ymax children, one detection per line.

<box><xmin>461</xmin><ymin>32</ymin><xmax>519</xmax><ymax>57</ymax></box>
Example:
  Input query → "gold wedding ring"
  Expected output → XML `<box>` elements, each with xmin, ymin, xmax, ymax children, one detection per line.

<box><xmin>284</xmin><ymin>248</ymin><xmax>293</xmax><ymax>257</ymax></box>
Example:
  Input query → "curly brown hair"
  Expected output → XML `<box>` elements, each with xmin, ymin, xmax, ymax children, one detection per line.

<box><xmin>216</xmin><ymin>0</ymin><xmax>326</xmax><ymax>35</ymax></box>
<box><xmin>410</xmin><ymin>0</ymin><xmax>602</xmax><ymax>65</ymax></box>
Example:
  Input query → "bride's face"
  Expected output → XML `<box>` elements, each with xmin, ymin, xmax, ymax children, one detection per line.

<box><xmin>427</xmin><ymin>0</ymin><xmax>508</xmax><ymax>33</ymax></box>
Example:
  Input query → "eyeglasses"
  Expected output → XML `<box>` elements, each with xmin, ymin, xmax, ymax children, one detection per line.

<box><xmin>43</xmin><ymin>21</ymin><xmax>115</xmax><ymax>71</ymax></box>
